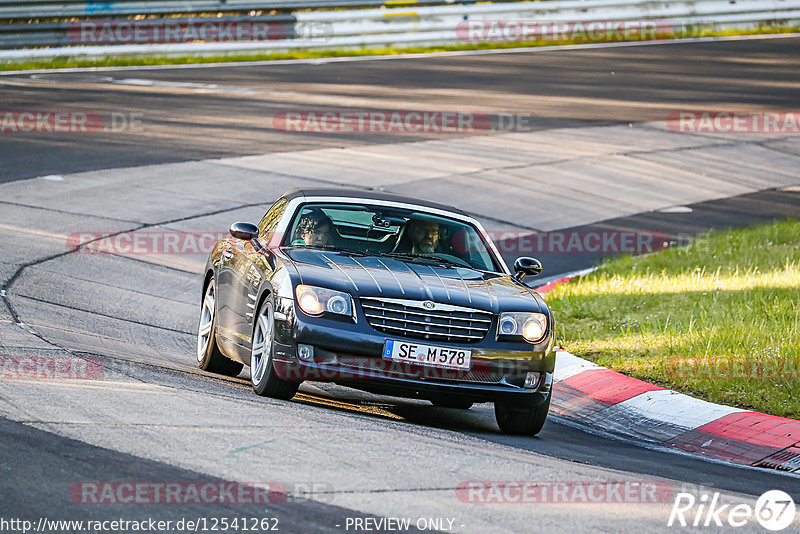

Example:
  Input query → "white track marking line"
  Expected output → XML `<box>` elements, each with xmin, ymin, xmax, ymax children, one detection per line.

<box><xmin>554</xmin><ymin>350</ymin><xmax>604</xmax><ymax>381</ymax></box>
<box><xmin>609</xmin><ymin>388</ymin><xmax>745</xmax><ymax>430</ymax></box>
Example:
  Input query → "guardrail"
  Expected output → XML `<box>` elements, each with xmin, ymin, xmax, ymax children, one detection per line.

<box><xmin>0</xmin><ymin>15</ymin><xmax>297</xmax><ymax>48</ymax></box>
<box><xmin>294</xmin><ymin>0</ymin><xmax>800</xmax><ymax>42</ymax></box>
<box><xmin>1</xmin><ymin>0</ymin><xmax>799</xmax><ymax>60</ymax></box>
<box><xmin>0</xmin><ymin>0</ymin><xmax>457</xmax><ymax>20</ymax></box>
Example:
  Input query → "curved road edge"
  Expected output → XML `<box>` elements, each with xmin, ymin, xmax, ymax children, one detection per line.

<box><xmin>552</xmin><ymin>349</ymin><xmax>800</xmax><ymax>474</ymax></box>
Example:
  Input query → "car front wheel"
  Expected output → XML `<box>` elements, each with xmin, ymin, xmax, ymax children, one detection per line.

<box><xmin>494</xmin><ymin>393</ymin><xmax>550</xmax><ymax>436</ymax></box>
<box><xmin>250</xmin><ymin>298</ymin><xmax>299</xmax><ymax>400</ymax></box>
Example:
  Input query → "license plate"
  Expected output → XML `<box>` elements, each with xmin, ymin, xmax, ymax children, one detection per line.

<box><xmin>383</xmin><ymin>340</ymin><xmax>471</xmax><ymax>370</ymax></box>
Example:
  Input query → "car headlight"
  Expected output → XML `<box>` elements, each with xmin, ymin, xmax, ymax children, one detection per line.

<box><xmin>498</xmin><ymin>312</ymin><xmax>548</xmax><ymax>342</ymax></box>
<box><xmin>295</xmin><ymin>285</ymin><xmax>353</xmax><ymax>317</ymax></box>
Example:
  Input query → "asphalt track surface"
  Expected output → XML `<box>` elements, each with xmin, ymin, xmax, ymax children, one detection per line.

<box><xmin>1</xmin><ymin>36</ymin><xmax>800</xmax><ymax>533</ymax></box>
<box><xmin>1</xmin><ymin>36</ymin><xmax>799</xmax><ymax>182</ymax></box>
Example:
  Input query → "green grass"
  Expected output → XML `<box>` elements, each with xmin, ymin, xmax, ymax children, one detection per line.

<box><xmin>2</xmin><ymin>25</ymin><xmax>798</xmax><ymax>71</ymax></box>
<box><xmin>544</xmin><ymin>219</ymin><xmax>800</xmax><ymax>419</ymax></box>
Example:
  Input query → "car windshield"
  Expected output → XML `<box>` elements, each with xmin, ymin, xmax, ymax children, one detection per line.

<box><xmin>282</xmin><ymin>202</ymin><xmax>500</xmax><ymax>272</ymax></box>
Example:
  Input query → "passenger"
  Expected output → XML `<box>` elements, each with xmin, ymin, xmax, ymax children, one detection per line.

<box><xmin>293</xmin><ymin>212</ymin><xmax>333</xmax><ymax>247</ymax></box>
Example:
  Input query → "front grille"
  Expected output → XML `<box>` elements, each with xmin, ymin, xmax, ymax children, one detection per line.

<box><xmin>360</xmin><ymin>297</ymin><xmax>492</xmax><ymax>343</ymax></box>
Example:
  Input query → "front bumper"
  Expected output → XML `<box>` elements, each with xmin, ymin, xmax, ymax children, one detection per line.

<box><xmin>271</xmin><ymin>297</ymin><xmax>556</xmax><ymax>406</ymax></box>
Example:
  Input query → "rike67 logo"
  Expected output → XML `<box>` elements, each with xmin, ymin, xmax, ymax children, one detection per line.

<box><xmin>669</xmin><ymin>490</ymin><xmax>796</xmax><ymax>531</ymax></box>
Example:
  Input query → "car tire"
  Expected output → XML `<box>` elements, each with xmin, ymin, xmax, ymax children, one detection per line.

<box><xmin>197</xmin><ymin>277</ymin><xmax>244</xmax><ymax>377</ymax></box>
<box><xmin>431</xmin><ymin>398</ymin><xmax>474</xmax><ymax>410</ymax></box>
<box><xmin>494</xmin><ymin>393</ymin><xmax>551</xmax><ymax>436</ymax></box>
<box><xmin>250</xmin><ymin>297</ymin><xmax>299</xmax><ymax>400</ymax></box>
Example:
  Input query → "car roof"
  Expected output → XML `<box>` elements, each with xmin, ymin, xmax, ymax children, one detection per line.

<box><xmin>281</xmin><ymin>187</ymin><xmax>467</xmax><ymax>216</ymax></box>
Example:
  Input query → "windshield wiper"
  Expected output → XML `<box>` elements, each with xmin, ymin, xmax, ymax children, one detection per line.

<box><xmin>290</xmin><ymin>244</ymin><xmax>369</xmax><ymax>256</ymax></box>
<box><xmin>383</xmin><ymin>252</ymin><xmax>470</xmax><ymax>269</ymax></box>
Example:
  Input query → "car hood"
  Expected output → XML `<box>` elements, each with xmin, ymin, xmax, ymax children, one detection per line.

<box><xmin>282</xmin><ymin>248</ymin><xmax>545</xmax><ymax>314</ymax></box>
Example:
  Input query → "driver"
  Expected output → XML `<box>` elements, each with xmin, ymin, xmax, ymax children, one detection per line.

<box><xmin>293</xmin><ymin>211</ymin><xmax>333</xmax><ymax>247</ymax></box>
<box><xmin>408</xmin><ymin>219</ymin><xmax>440</xmax><ymax>255</ymax></box>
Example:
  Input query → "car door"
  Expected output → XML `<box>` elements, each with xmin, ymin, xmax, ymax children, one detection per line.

<box><xmin>214</xmin><ymin>236</ymin><xmax>240</xmax><ymax>345</ymax></box>
<box><xmin>225</xmin><ymin>198</ymin><xmax>289</xmax><ymax>359</ymax></box>
<box><xmin>230</xmin><ymin>241</ymin><xmax>271</xmax><ymax>354</ymax></box>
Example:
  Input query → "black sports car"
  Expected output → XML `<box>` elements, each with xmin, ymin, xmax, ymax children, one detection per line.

<box><xmin>197</xmin><ymin>188</ymin><xmax>556</xmax><ymax>435</ymax></box>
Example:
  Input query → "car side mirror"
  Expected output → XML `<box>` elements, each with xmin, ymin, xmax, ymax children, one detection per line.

<box><xmin>229</xmin><ymin>222</ymin><xmax>259</xmax><ymax>241</ymax></box>
<box><xmin>514</xmin><ymin>257</ymin><xmax>542</xmax><ymax>281</ymax></box>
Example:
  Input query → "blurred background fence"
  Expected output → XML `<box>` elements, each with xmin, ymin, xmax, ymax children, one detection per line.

<box><xmin>1</xmin><ymin>0</ymin><xmax>799</xmax><ymax>60</ymax></box>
